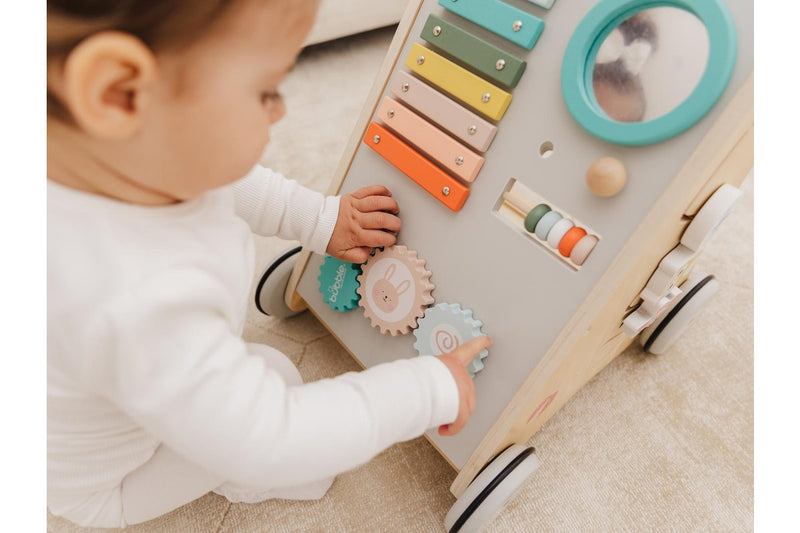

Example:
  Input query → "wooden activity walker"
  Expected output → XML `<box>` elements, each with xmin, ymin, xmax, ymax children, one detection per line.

<box><xmin>257</xmin><ymin>1</ymin><xmax>754</xmax><ymax>530</ymax></box>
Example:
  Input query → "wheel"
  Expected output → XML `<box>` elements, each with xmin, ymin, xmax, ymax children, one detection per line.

<box><xmin>254</xmin><ymin>246</ymin><xmax>303</xmax><ymax>318</ymax></box>
<box><xmin>444</xmin><ymin>445</ymin><xmax>540</xmax><ymax>533</ymax></box>
<box><xmin>640</xmin><ymin>272</ymin><xmax>719</xmax><ymax>355</ymax></box>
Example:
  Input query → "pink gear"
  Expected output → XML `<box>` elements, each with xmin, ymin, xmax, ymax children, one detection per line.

<box><xmin>356</xmin><ymin>245</ymin><xmax>435</xmax><ymax>336</ymax></box>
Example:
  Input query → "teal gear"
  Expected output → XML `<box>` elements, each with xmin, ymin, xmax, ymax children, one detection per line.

<box><xmin>318</xmin><ymin>256</ymin><xmax>361</xmax><ymax>312</ymax></box>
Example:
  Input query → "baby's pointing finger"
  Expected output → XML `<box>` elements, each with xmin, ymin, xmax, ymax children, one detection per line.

<box><xmin>453</xmin><ymin>336</ymin><xmax>492</xmax><ymax>366</ymax></box>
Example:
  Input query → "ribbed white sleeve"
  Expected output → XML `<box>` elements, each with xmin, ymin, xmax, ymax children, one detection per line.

<box><xmin>231</xmin><ymin>165</ymin><xmax>340</xmax><ymax>255</ymax></box>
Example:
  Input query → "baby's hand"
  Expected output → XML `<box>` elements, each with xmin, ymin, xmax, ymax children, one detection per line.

<box><xmin>436</xmin><ymin>336</ymin><xmax>492</xmax><ymax>437</ymax></box>
<box><xmin>327</xmin><ymin>185</ymin><xmax>402</xmax><ymax>263</ymax></box>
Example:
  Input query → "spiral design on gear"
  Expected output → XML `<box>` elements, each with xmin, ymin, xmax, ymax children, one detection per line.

<box><xmin>318</xmin><ymin>256</ymin><xmax>362</xmax><ymax>312</ymax></box>
<box><xmin>356</xmin><ymin>245</ymin><xmax>435</xmax><ymax>336</ymax></box>
<box><xmin>414</xmin><ymin>302</ymin><xmax>489</xmax><ymax>377</ymax></box>
<box><xmin>435</xmin><ymin>330</ymin><xmax>458</xmax><ymax>353</ymax></box>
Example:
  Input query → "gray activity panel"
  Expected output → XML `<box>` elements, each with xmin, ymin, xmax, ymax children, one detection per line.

<box><xmin>296</xmin><ymin>0</ymin><xmax>753</xmax><ymax>470</ymax></box>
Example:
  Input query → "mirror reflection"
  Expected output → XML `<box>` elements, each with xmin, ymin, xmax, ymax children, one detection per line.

<box><xmin>592</xmin><ymin>7</ymin><xmax>710</xmax><ymax>123</ymax></box>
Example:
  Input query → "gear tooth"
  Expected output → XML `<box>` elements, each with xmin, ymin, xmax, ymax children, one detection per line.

<box><xmin>467</xmin><ymin>357</ymin><xmax>484</xmax><ymax>374</ymax></box>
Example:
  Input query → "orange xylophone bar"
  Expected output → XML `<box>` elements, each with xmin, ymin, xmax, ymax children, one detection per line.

<box><xmin>363</xmin><ymin>122</ymin><xmax>470</xmax><ymax>212</ymax></box>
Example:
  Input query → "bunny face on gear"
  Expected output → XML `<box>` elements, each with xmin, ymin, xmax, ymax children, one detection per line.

<box><xmin>356</xmin><ymin>245</ymin><xmax>435</xmax><ymax>336</ymax></box>
<box><xmin>372</xmin><ymin>263</ymin><xmax>411</xmax><ymax>313</ymax></box>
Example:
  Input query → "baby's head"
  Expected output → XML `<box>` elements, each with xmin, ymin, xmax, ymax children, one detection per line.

<box><xmin>47</xmin><ymin>0</ymin><xmax>319</xmax><ymax>204</ymax></box>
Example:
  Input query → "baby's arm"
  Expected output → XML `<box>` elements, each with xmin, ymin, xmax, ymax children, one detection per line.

<box><xmin>89</xmin><ymin>267</ymin><xmax>461</xmax><ymax>489</ymax></box>
<box><xmin>232</xmin><ymin>165</ymin><xmax>402</xmax><ymax>262</ymax></box>
<box><xmin>232</xmin><ymin>165</ymin><xmax>340</xmax><ymax>255</ymax></box>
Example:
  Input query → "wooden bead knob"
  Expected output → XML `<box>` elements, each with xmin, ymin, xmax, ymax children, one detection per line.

<box><xmin>586</xmin><ymin>157</ymin><xmax>626</xmax><ymax>197</ymax></box>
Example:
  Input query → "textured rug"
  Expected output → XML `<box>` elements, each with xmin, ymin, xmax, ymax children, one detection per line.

<box><xmin>48</xmin><ymin>26</ymin><xmax>753</xmax><ymax>533</ymax></box>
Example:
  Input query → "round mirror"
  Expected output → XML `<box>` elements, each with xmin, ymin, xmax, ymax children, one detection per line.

<box><xmin>562</xmin><ymin>0</ymin><xmax>736</xmax><ymax>146</ymax></box>
<box><xmin>592</xmin><ymin>7</ymin><xmax>709</xmax><ymax>123</ymax></box>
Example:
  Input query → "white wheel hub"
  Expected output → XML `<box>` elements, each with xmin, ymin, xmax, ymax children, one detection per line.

<box><xmin>445</xmin><ymin>445</ymin><xmax>540</xmax><ymax>533</ymax></box>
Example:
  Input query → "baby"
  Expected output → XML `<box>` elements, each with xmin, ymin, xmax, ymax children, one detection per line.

<box><xmin>47</xmin><ymin>0</ymin><xmax>490</xmax><ymax>528</ymax></box>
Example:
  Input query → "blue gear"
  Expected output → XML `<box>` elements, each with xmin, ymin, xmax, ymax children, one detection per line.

<box><xmin>413</xmin><ymin>302</ymin><xmax>489</xmax><ymax>377</ymax></box>
<box><xmin>318</xmin><ymin>256</ymin><xmax>361</xmax><ymax>312</ymax></box>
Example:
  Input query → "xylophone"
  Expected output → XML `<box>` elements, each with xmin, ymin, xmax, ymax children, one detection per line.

<box><xmin>261</xmin><ymin>0</ymin><xmax>754</xmax><ymax>530</ymax></box>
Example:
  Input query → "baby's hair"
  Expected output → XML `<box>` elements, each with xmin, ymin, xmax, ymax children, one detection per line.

<box><xmin>47</xmin><ymin>0</ymin><xmax>242</xmax><ymax>121</ymax></box>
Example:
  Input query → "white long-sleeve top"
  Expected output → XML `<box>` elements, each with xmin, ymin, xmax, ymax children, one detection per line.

<box><xmin>47</xmin><ymin>165</ymin><xmax>459</xmax><ymax>524</ymax></box>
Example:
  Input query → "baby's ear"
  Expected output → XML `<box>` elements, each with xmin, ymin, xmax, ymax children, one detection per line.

<box><xmin>56</xmin><ymin>32</ymin><xmax>157</xmax><ymax>140</ymax></box>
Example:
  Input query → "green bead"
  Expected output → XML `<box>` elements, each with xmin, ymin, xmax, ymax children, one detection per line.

<box><xmin>524</xmin><ymin>204</ymin><xmax>551</xmax><ymax>233</ymax></box>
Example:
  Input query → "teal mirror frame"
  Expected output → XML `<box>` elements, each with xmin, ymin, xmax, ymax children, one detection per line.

<box><xmin>561</xmin><ymin>0</ymin><xmax>737</xmax><ymax>146</ymax></box>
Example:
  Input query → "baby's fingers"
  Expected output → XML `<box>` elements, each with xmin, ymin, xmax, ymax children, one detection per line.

<box><xmin>438</xmin><ymin>422</ymin><xmax>461</xmax><ymax>436</ymax></box>
<box><xmin>439</xmin><ymin>396</ymin><xmax>472</xmax><ymax>436</ymax></box>
<box><xmin>439</xmin><ymin>415</ymin><xmax>464</xmax><ymax>436</ymax></box>
<box><xmin>350</xmin><ymin>185</ymin><xmax>393</xmax><ymax>200</ymax></box>
<box><xmin>338</xmin><ymin>247</ymin><xmax>372</xmax><ymax>264</ymax></box>
<box><xmin>359</xmin><ymin>211</ymin><xmax>402</xmax><ymax>233</ymax></box>
<box><xmin>356</xmin><ymin>228</ymin><xmax>397</xmax><ymax>249</ymax></box>
<box><xmin>452</xmin><ymin>336</ymin><xmax>492</xmax><ymax>367</ymax></box>
<box><xmin>355</xmin><ymin>194</ymin><xmax>399</xmax><ymax>215</ymax></box>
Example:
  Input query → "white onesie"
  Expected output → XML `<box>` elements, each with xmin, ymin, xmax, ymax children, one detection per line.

<box><xmin>47</xmin><ymin>165</ymin><xmax>459</xmax><ymax>527</ymax></box>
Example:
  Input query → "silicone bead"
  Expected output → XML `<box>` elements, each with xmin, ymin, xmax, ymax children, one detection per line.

<box><xmin>524</xmin><ymin>204</ymin><xmax>551</xmax><ymax>233</ymax></box>
<box><xmin>534</xmin><ymin>211</ymin><xmax>562</xmax><ymax>240</ymax></box>
<box><xmin>558</xmin><ymin>227</ymin><xmax>588</xmax><ymax>257</ymax></box>
<box><xmin>569</xmin><ymin>234</ymin><xmax>599</xmax><ymax>266</ymax></box>
<box><xmin>547</xmin><ymin>218</ymin><xmax>575</xmax><ymax>248</ymax></box>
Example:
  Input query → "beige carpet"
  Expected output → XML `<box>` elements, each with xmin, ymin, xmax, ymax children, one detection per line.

<box><xmin>48</xmin><ymin>27</ymin><xmax>754</xmax><ymax>533</ymax></box>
